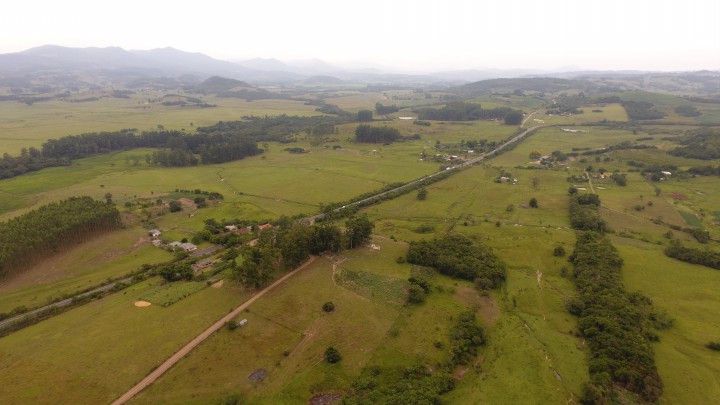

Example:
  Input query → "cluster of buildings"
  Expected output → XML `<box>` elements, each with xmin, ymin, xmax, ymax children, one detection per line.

<box><xmin>148</xmin><ymin>229</ymin><xmax>197</xmax><ymax>252</ymax></box>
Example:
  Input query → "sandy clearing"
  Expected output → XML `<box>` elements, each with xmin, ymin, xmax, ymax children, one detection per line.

<box><xmin>211</xmin><ymin>280</ymin><xmax>224</xmax><ymax>288</ymax></box>
<box><xmin>134</xmin><ymin>301</ymin><xmax>152</xmax><ymax>308</ymax></box>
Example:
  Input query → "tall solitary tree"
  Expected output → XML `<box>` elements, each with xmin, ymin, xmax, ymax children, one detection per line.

<box><xmin>345</xmin><ymin>214</ymin><xmax>374</xmax><ymax>248</ymax></box>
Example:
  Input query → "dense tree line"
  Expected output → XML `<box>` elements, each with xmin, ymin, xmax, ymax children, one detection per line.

<box><xmin>355</xmin><ymin>125</ymin><xmax>401</xmax><ymax>143</ymax></box>
<box><xmin>664</xmin><ymin>244</ymin><xmax>720</xmax><ymax>270</ymax></box>
<box><xmin>375</xmin><ymin>102</ymin><xmax>400</xmax><ymax>115</ymax></box>
<box><xmin>0</xmin><ymin>148</ymin><xmax>69</xmax><ymax>179</ymax></box>
<box><xmin>622</xmin><ymin>101</ymin><xmax>666</xmax><ymax>120</ymax></box>
<box><xmin>233</xmin><ymin>215</ymin><xmax>373</xmax><ymax>288</ymax></box>
<box><xmin>687</xmin><ymin>165</ymin><xmax>720</xmax><ymax>176</ymax></box>
<box><xmin>1</xmin><ymin>115</ymin><xmax>348</xmax><ymax>179</ymax></box>
<box><xmin>415</xmin><ymin>102</ymin><xmax>522</xmax><ymax>123</ymax></box>
<box><xmin>669</xmin><ymin>128</ymin><xmax>720</xmax><ymax>160</ymax></box>
<box><xmin>674</xmin><ymin>105</ymin><xmax>701</xmax><ymax>117</ymax></box>
<box><xmin>0</xmin><ymin>197</ymin><xmax>121</xmax><ymax>276</ymax></box>
<box><xmin>357</xmin><ymin>109</ymin><xmax>373</xmax><ymax>122</ymax></box>
<box><xmin>568</xmin><ymin>193</ymin><xmax>607</xmax><ymax>232</ymax></box>
<box><xmin>569</xmin><ymin>232</ymin><xmax>663</xmax><ymax>403</ymax></box>
<box><xmin>406</xmin><ymin>234</ymin><xmax>506</xmax><ymax>289</ymax></box>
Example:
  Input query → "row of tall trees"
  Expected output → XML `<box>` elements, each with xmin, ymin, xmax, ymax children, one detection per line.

<box><xmin>664</xmin><ymin>243</ymin><xmax>720</xmax><ymax>270</ymax></box>
<box><xmin>669</xmin><ymin>128</ymin><xmax>720</xmax><ymax>160</ymax></box>
<box><xmin>0</xmin><ymin>197</ymin><xmax>121</xmax><ymax>276</ymax></box>
<box><xmin>354</xmin><ymin>125</ymin><xmax>401</xmax><ymax>143</ymax></box>
<box><xmin>415</xmin><ymin>102</ymin><xmax>522</xmax><ymax>124</ymax></box>
<box><xmin>569</xmin><ymin>232</ymin><xmax>664</xmax><ymax>403</ymax></box>
<box><xmin>2</xmin><ymin>115</ymin><xmax>348</xmax><ymax>178</ymax></box>
<box><xmin>566</xmin><ymin>193</ymin><xmax>664</xmax><ymax>402</ymax></box>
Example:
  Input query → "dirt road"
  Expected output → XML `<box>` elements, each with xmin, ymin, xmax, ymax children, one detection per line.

<box><xmin>111</xmin><ymin>256</ymin><xmax>317</xmax><ymax>405</ymax></box>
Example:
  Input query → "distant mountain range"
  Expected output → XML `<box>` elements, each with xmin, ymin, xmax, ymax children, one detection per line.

<box><xmin>0</xmin><ymin>45</ymin><xmax>717</xmax><ymax>93</ymax></box>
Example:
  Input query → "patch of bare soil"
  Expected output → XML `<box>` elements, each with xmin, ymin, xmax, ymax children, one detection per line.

<box><xmin>454</xmin><ymin>287</ymin><xmax>500</xmax><ymax>325</ymax></box>
<box><xmin>309</xmin><ymin>392</ymin><xmax>342</xmax><ymax>405</ymax></box>
<box><xmin>134</xmin><ymin>300</ymin><xmax>151</xmax><ymax>307</ymax></box>
<box><xmin>211</xmin><ymin>280</ymin><xmax>224</xmax><ymax>288</ymax></box>
<box><xmin>177</xmin><ymin>197</ymin><xmax>197</xmax><ymax>209</ymax></box>
<box><xmin>671</xmin><ymin>192</ymin><xmax>688</xmax><ymax>200</ymax></box>
<box><xmin>248</xmin><ymin>368</ymin><xmax>268</xmax><ymax>383</ymax></box>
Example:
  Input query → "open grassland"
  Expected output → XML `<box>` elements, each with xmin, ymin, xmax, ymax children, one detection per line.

<box><xmin>0</xmin><ymin>226</ymin><xmax>172</xmax><ymax>313</ymax></box>
<box><xmin>0</xmin><ymin>118</ymin><xmax>516</xmax><ymax>224</ymax></box>
<box><xmin>533</xmin><ymin>103</ymin><xmax>629</xmax><ymax>125</ymax></box>
<box><xmin>618</xmin><ymin>91</ymin><xmax>720</xmax><ymax>125</ymax></box>
<box><xmin>0</xmin><ymin>140</ymin><xmax>435</xmax><ymax>221</ymax></box>
<box><xmin>615</xmin><ymin>237</ymin><xmax>720</xmax><ymax>404</ymax></box>
<box><xmin>491</xmin><ymin>126</ymin><xmax>644</xmax><ymax>167</ymax></box>
<box><xmin>325</xmin><ymin>90</ymin><xmax>435</xmax><ymax>113</ymax></box>
<box><xmin>0</xmin><ymin>95</ymin><xmax>319</xmax><ymax>154</ymax></box>
<box><xmin>0</xmin><ymin>277</ymin><xmax>250</xmax><ymax>404</ymax></box>
<box><xmin>357</xmin><ymin>165</ymin><xmax>588</xmax><ymax>402</ymax></box>
<box><xmin>469</xmin><ymin>94</ymin><xmax>548</xmax><ymax>112</ymax></box>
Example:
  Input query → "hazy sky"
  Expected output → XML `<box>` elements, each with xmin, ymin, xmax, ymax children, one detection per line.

<box><xmin>1</xmin><ymin>0</ymin><xmax>718</xmax><ymax>71</ymax></box>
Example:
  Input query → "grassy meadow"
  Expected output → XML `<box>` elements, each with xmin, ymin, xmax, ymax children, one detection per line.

<box><xmin>0</xmin><ymin>94</ymin><xmax>320</xmax><ymax>154</ymax></box>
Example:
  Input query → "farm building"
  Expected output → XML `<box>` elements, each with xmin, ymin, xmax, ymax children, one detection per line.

<box><xmin>148</xmin><ymin>229</ymin><xmax>161</xmax><ymax>238</ymax></box>
<box><xmin>224</xmin><ymin>225</ymin><xmax>238</xmax><ymax>231</ymax></box>
<box><xmin>180</xmin><ymin>242</ymin><xmax>198</xmax><ymax>252</ymax></box>
<box><xmin>192</xmin><ymin>258</ymin><xmax>215</xmax><ymax>272</ymax></box>
<box><xmin>169</xmin><ymin>241</ymin><xmax>198</xmax><ymax>252</ymax></box>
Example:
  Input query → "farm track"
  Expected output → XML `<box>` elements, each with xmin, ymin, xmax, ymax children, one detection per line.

<box><xmin>111</xmin><ymin>256</ymin><xmax>318</xmax><ymax>405</ymax></box>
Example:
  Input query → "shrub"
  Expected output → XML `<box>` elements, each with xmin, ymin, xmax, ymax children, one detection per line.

<box><xmin>407</xmin><ymin>234</ymin><xmax>506</xmax><ymax>288</ymax></box>
<box><xmin>529</xmin><ymin>197</ymin><xmax>538</xmax><ymax>208</ymax></box>
<box><xmin>706</xmin><ymin>342</ymin><xmax>720</xmax><ymax>351</ymax></box>
<box><xmin>553</xmin><ymin>246</ymin><xmax>566</xmax><ymax>257</ymax></box>
<box><xmin>417</xmin><ymin>188</ymin><xmax>428</xmax><ymax>200</ymax></box>
<box><xmin>168</xmin><ymin>200</ymin><xmax>182</xmax><ymax>212</ymax></box>
<box><xmin>449</xmin><ymin>311</ymin><xmax>486</xmax><ymax>365</ymax></box>
<box><xmin>322</xmin><ymin>302</ymin><xmax>335</xmax><ymax>312</ymax></box>
<box><xmin>407</xmin><ymin>284</ymin><xmax>427</xmax><ymax>304</ymax></box>
<box><xmin>324</xmin><ymin>346</ymin><xmax>342</xmax><ymax>363</ymax></box>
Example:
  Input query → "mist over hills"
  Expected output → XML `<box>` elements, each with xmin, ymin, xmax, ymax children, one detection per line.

<box><xmin>0</xmin><ymin>45</ymin><xmax>717</xmax><ymax>94</ymax></box>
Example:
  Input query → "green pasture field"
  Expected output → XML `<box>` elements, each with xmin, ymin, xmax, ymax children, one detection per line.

<box><xmin>358</xmin><ymin>164</ymin><xmax>588</xmax><ymax>403</ymax></box>
<box><xmin>491</xmin><ymin>126</ymin><xmax>645</xmax><ymax>167</ymax></box>
<box><xmin>617</xmin><ymin>91</ymin><xmax>720</xmax><ymax>125</ymax></box>
<box><xmin>468</xmin><ymin>94</ymin><xmax>548</xmax><ymax>112</ymax></box>
<box><xmin>615</xmin><ymin>237</ymin><xmax>720</xmax><ymax>404</ymax></box>
<box><xmin>532</xmin><ymin>103</ymin><xmax>629</xmax><ymax>125</ymax></box>
<box><xmin>325</xmin><ymin>90</ymin><xmax>433</xmax><ymax>113</ymax></box>
<box><xmin>0</xmin><ymin>226</ymin><xmax>172</xmax><ymax>313</ymax></box>
<box><xmin>0</xmin><ymin>141</ymin><xmax>434</xmax><ymax>221</ymax></box>
<box><xmin>0</xmin><ymin>276</ymin><xmax>250</xmax><ymax>404</ymax></box>
<box><xmin>131</xmin><ymin>237</ymin><xmax>519</xmax><ymax>404</ymax></box>
<box><xmin>0</xmin><ymin>94</ymin><xmax>320</xmax><ymax>154</ymax></box>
